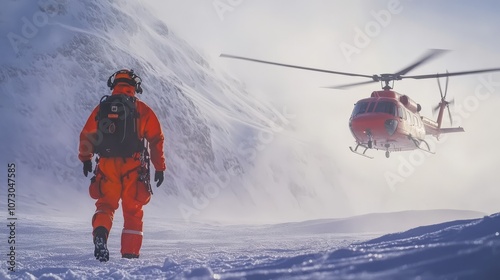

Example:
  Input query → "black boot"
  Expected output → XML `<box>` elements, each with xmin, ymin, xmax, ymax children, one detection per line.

<box><xmin>122</xmin><ymin>253</ymin><xmax>139</xmax><ymax>259</ymax></box>
<box><xmin>93</xmin><ymin>226</ymin><xmax>109</xmax><ymax>262</ymax></box>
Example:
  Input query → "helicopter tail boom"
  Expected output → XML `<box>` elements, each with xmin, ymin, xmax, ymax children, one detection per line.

<box><xmin>438</xmin><ymin>127</ymin><xmax>465</xmax><ymax>134</ymax></box>
<box><xmin>422</xmin><ymin>116</ymin><xmax>464</xmax><ymax>138</ymax></box>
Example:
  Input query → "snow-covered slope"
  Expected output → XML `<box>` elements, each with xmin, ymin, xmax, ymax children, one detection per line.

<box><xmin>1</xmin><ymin>211</ymin><xmax>498</xmax><ymax>279</ymax></box>
<box><xmin>0</xmin><ymin>0</ymin><xmax>349</xmax><ymax>222</ymax></box>
<box><xmin>270</xmin><ymin>209</ymin><xmax>486</xmax><ymax>234</ymax></box>
<box><xmin>227</xmin><ymin>212</ymin><xmax>500</xmax><ymax>279</ymax></box>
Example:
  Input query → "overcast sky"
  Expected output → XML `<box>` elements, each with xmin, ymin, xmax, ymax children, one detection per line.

<box><xmin>144</xmin><ymin>0</ymin><xmax>500</xmax><ymax>216</ymax></box>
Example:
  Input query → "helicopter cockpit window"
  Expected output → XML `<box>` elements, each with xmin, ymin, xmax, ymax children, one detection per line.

<box><xmin>367</xmin><ymin>102</ymin><xmax>376</xmax><ymax>113</ymax></box>
<box><xmin>374</xmin><ymin>101</ymin><xmax>396</xmax><ymax>116</ymax></box>
<box><xmin>351</xmin><ymin>101</ymin><xmax>369</xmax><ymax>117</ymax></box>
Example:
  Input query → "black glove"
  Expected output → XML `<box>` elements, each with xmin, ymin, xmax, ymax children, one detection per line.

<box><xmin>154</xmin><ymin>171</ymin><xmax>164</xmax><ymax>187</ymax></box>
<box><xmin>83</xmin><ymin>160</ymin><xmax>92</xmax><ymax>177</ymax></box>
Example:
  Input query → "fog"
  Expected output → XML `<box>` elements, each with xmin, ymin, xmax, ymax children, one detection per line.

<box><xmin>147</xmin><ymin>0</ymin><xmax>500</xmax><ymax>216</ymax></box>
<box><xmin>1</xmin><ymin>1</ymin><xmax>498</xmax><ymax>224</ymax></box>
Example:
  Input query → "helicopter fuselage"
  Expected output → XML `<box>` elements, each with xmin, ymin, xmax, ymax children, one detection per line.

<box><xmin>220</xmin><ymin>50</ymin><xmax>474</xmax><ymax>158</ymax></box>
<box><xmin>349</xmin><ymin>90</ymin><xmax>426</xmax><ymax>154</ymax></box>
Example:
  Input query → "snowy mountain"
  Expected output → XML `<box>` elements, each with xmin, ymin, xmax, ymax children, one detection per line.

<box><xmin>0</xmin><ymin>0</ymin><xmax>348</xmax><ymax>222</ymax></box>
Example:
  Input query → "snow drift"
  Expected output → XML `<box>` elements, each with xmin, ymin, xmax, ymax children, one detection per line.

<box><xmin>225</xmin><ymin>212</ymin><xmax>500</xmax><ymax>279</ymax></box>
<box><xmin>0</xmin><ymin>211</ymin><xmax>498</xmax><ymax>279</ymax></box>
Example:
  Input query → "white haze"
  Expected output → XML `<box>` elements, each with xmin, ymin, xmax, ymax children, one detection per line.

<box><xmin>148</xmin><ymin>0</ymin><xmax>500</xmax><ymax>216</ymax></box>
<box><xmin>0</xmin><ymin>0</ymin><xmax>499</xmax><ymax>226</ymax></box>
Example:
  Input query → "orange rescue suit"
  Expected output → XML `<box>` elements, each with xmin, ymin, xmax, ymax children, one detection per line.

<box><xmin>79</xmin><ymin>84</ymin><xmax>166</xmax><ymax>256</ymax></box>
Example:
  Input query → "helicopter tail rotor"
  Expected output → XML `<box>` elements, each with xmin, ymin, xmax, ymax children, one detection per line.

<box><xmin>433</xmin><ymin>71</ymin><xmax>455</xmax><ymax>126</ymax></box>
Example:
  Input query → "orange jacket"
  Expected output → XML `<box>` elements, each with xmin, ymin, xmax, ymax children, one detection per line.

<box><xmin>79</xmin><ymin>84</ymin><xmax>166</xmax><ymax>171</ymax></box>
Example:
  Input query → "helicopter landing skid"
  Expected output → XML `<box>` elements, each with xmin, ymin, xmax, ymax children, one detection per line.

<box><xmin>417</xmin><ymin>143</ymin><xmax>435</xmax><ymax>155</ymax></box>
<box><xmin>409</xmin><ymin>135</ymin><xmax>435</xmax><ymax>155</ymax></box>
<box><xmin>349</xmin><ymin>144</ymin><xmax>374</xmax><ymax>159</ymax></box>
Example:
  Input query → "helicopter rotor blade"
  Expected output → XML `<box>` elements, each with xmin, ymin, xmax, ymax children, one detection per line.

<box><xmin>395</xmin><ymin>49</ymin><xmax>449</xmax><ymax>76</ymax></box>
<box><xmin>324</xmin><ymin>80</ymin><xmax>378</xmax><ymax>90</ymax></box>
<box><xmin>447</xmin><ymin>105</ymin><xmax>453</xmax><ymax>126</ymax></box>
<box><xmin>437</xmin><ymin>75</ymin><xmax>444</xmax><ymax>99</ymax></box>
<box><xmin>433</xmin><ymin>104</ymin><xmax>440</xmax><ymax>114</ymax></box>
<box><xmin>221</xmin><ymin>51</ymin><xmax>500</xmax><ymax>91</ymax></box>
<box><xmin>220</xmin><ymin>54</ymin><xmax>374</xmax><ymax>79</ymax></box>
<box><xmin>444</xmin><ymin>70</ymin><xmax>449</xmax><ymax>99</ymax></box>
<box><xmin>402</xmin><ymin>68</ymin><xmax>500</xmax><ymax>80</ymax></box>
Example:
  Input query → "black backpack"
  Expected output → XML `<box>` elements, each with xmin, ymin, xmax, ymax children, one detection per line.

<box><xmin>94</xmin><ymin>94</ymin><xmax>142</xmax><ymax>158</ymax></box>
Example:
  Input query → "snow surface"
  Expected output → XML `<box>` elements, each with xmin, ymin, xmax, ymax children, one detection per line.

<box><xmin>1</xmin><ymin>211</ymin><xmax>499</xmax><ymax>279</ymax></box>
<box><xmin>1</xmin><ymin>1</ymin><xmax>500</xmax><ymax>279</ymax></box>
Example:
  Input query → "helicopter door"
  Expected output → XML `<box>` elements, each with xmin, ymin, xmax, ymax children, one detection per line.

<box><xmin>397</xmin><ymin>106</ymin><xmax>406</xmax><ymax>121</ymax></box>
<box><xmin>396</xmin><ymin>106</ymin><xmax>406</xmax><ymax>133</ymax></box>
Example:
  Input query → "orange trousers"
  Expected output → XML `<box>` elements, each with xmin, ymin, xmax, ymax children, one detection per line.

<box><xmin>91</xmin><ymin>157</ymin><xmax>149</xmax><ymax>256</ymax></box>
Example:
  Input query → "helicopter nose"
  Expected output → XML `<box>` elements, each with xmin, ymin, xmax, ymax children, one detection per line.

<box><xmin>350</xmin><ymin>114</ymin><xmax>380</xmax><ymax>139</ymax></box>
<box><xmin>350</xmin><ymin>115</ymin><xmax>398</xmax><ymax>141</ymax></box>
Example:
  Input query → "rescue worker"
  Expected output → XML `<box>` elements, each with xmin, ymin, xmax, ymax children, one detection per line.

<box><xmin>79</xmin><ymin>69</ymin><xmax>166</xmax><ymax>262</ymax></box>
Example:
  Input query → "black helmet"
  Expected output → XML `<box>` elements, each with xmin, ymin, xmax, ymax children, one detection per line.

<box><xmin>107</xmin><ymin>69</ymin><xmax>143</xmax><ymax>94</ymax></box>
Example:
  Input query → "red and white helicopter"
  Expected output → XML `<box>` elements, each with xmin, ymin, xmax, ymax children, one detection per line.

<box><xmin>221</xmin><ymin>50</ymin><xmax>500</xmax><ymax>158</ymax></box>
